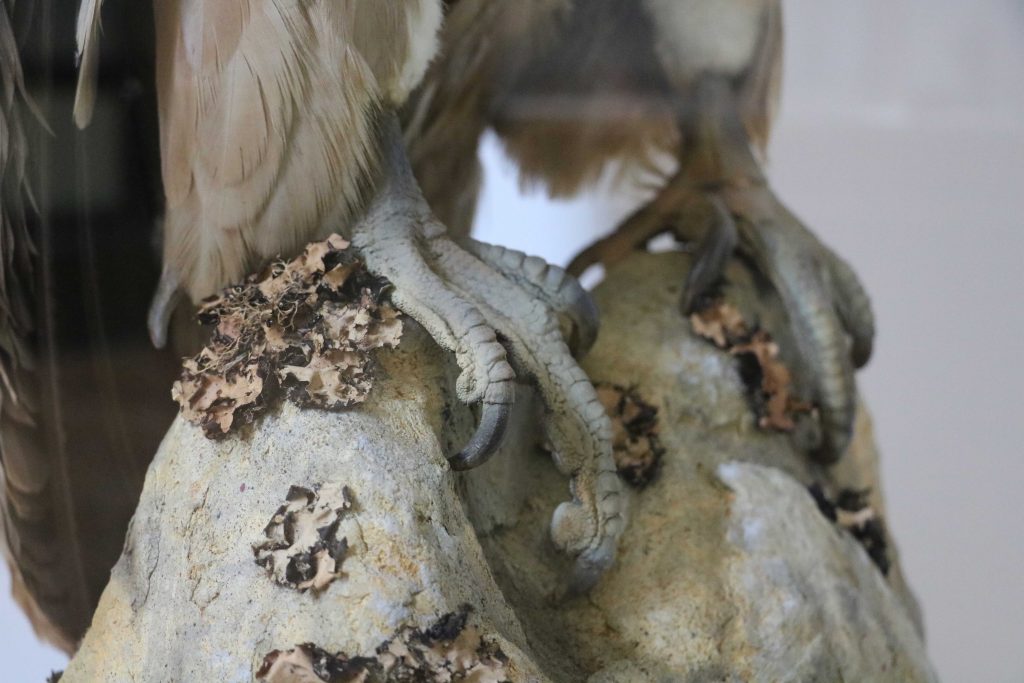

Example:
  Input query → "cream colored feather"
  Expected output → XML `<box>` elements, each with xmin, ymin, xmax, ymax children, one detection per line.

<box><xmin>156</xmin><ymin>0</ymin><xmax>442</xmax><ymax>303</ymax></box>
<box><xmin>73</xmin><ymin>0</ymin><xmax>104</xmax><ymax>129</ymax></box>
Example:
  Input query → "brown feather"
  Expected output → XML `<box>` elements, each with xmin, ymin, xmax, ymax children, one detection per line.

<box><xmin>407</xmin><ymin>0</ymin><xmax>679</xmax><ymax>208</ymax></box>
<box><xmin>73</xmin><ymin>0</ymin><xmax>104</xmax><ymax>128</ymax></box>
<box><xmin>410</xmin><ymin>0</ymin><xmax>782</xmax><ymax>217</ymax></box>
<box><xmin>2</xmin><ymin>0</ymin><xmax>91</xmax><ymax>653</ymax></box>
<box><xmin>157</xmin><ymin>0</ymin><xmax>442</xmax><ymax>303</ymax></box>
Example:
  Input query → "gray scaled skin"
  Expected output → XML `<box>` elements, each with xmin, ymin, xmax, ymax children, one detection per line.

<box><xmin>354</xmin><ymin>114</ymin><xmax>625</xmax><ymax>591</ymax></box>
<box><xmin>570</xmin><ymin>76</ymin><xmax>874</xmax><ymax>463</ymax></box>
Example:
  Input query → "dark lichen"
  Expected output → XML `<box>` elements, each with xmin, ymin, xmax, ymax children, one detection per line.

<box><xmin>253</xmin><ymin>483</ymin><xmax>354</xmax><ymax>592</ymax></box>
<box><xmin>596</xmin><ymin>383</ymin><xmax>665</xmax><ymax>488</ymax></box>
<box><xmin>808</xmin><ymin>484</ymin><xmax>890</xmax><ymax>576</ymax></box>
<box><xmin>257</xmin><ymin>606</ymin><xmax>510</xmax><ymax>682</ymax></box>
<box><xmin>173</xmin><ymin>235</ymin><xmax>403</xmax><ymax>438</ymax></box>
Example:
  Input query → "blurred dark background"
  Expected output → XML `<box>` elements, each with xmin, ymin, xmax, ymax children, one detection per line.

<box><xmin>17</xmin><ymin>0</ymin><xmax>178</xmax><ymax>637</ymax></box>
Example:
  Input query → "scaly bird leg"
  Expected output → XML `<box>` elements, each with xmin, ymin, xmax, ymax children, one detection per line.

<box><xmin>460</xmin><ymin>239</ymin><xmax>600</xmax><ymax>356</ymax></box>
<box><xmin>682</xmin><ymin>76</ymin><xmax>874</xmax><ymax>462</ymax></box>
<box><xmin>567</xmin><ymin>178</ymin><xmax>707</xmax><ymax>278</ymax></box>
<box><xmin>353</xmin><ymin>114</ymin><xmax>625</xmax><ymax>588</ymax></box>
<box><xmin>570</xmin><ymin>76</ymin><xmax>874</xmax><ymax>464</ymax></box>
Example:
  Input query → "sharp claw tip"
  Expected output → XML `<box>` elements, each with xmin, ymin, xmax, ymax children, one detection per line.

<box><xmin>569</xmin><ymin>295</ymin><xmax>601</xmax><ymax>357</ymax></box>
<box><xmin>447</xmin><ymin>450</ymin><xmax>485</xmax><ymax>472</ymax></box>
<box><xmin>852</xmin><ymin>342</ymin><xmax>873</xmax><ymax>370</ymax></box>
<box><xmin>447</xmin><ymin>401</ymin><xmax>511</xmax><ymax>471</ymax></box>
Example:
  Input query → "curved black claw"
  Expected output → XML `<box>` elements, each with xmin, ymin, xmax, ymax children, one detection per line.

<box><xmin>734</xmin><ymin>196</ymin><xmax>864</xmax><ymax>464</ymax></box>
<box><xmin>448</xmin><ymin>400</ymin><xmax>512</xmax><ymax>471</ymax></box>
<box><xmin>681</xmin><ymin>194</ymin><xmax>739</xmax><ymax>314</ymax></box>
<box><xmin>825</xmin><ymin>248</ymin><xmax>875</xmax><ymax>369</ymax></box>
<box><xmin>668</xmin><ymin>184</ymin><xmax>873</xmax><ymax>463</ymax></box>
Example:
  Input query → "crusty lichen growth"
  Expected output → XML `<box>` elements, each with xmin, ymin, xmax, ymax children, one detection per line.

<box><xmin>808</xmin><ymin>484</ymin><xmax>891</xmax><ymax>576</ymax></box>
<box><xmin>254</xmin><ymin>483</ymin><xmax>353</xmax><ymax>592</ymax></box>
<box><xmin>690</xmin><ymin>299</ymin><xmax>811</xmax><ymax>432</ymax></box>
<box><xmin>595</xmin><ymin>384</ymin><xmax>664</xmax><ymax>489</ymax></box>
<box><xmin>257</xmin><ymin>608</ymin><xmax>511</xmax><ymax>682</ymax></box>
<box><xmin>173</xmin><ymin>235</ymin><xmax>403</xmax><ymax>437</ymax></box>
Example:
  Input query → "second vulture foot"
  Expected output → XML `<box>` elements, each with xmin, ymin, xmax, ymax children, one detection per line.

<box><xmin>570</xmin><ymin>177</ymin><xmax>874</xmax><ymax>464</ymax></box>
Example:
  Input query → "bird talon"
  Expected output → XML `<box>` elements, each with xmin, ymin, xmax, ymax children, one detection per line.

<box><xmin>352</xmin><ymin>114</ymin><xmax>625</xmax><ymax>581</ymax></box>
<box><xmin>462</xmin><ymin>239</ymin><xmax>600</xmax><ymax>357</ymax></box>
<box><xmin>448</xmin><ymin>400</ymin><xmax>512</xmax><ymax>471</ymax></box>
<box><xmin>681</xmin><ymin>194</ymin><xmax>739</xmax><ymax>314</ymax></box>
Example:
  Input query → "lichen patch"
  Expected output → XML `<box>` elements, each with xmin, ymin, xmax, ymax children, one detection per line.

<box><xmin>257</xmin><ymin>607</ymin><xmax>510</xmax><ymax>682</ymax></box>
<box><xmin>690</xmin><ymin>299</ymin><xmax>811</xmax><ymax>432</ymax></box>
<box><xmin>596</xmin><ymin>383</ymin><xmax>664</xmax><ymax>488</ymax></box>
<box><xmin>808</xmin><ymin>484</ymin><xmax>890</xmax><ymax>576</ymax></box>
<box><xmin>173</xmin><ymin>235</ymin><xmax>403</xmax><ymax>438</ymax></box>
<box><xmin>254</xmin><ymin>483</ymin><xmax>353</xmax><ymax>592</ymax></box>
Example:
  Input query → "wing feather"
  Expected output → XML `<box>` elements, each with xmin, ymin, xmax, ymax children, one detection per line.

<box><xmin>3</xmin><ymin>0</ymin><xmax>91</xmax><ymax>652</ymax></box>
<box><xmin>73</xmin><ymin>0</ymin><xmax>104</xmax><ymax>128</ymax></box>
<box><xmin>157</xmin><ymin>0</ymin><xmax>413</xmax><ymax>301</ymax></box>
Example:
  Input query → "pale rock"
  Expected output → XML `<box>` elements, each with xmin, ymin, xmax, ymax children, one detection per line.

<box><xmin>459</xmin><ymin>252</ymin><xmax>936</xmax><ymax>682</ymax></box>
<box><xmin>63</xmin><ymin>252</ymin><xmax>936</xmax><ymax>682</ymax></box>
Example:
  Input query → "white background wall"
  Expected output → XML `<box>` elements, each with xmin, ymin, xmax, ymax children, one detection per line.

<box><xmin>4</xmin><ymin>1</ymin><xmax>1023</xmax><ymax>680</ymax></box>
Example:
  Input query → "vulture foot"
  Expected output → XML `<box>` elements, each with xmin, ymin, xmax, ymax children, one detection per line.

<box><xmin>355</xmin><ymin>113</ymin><xmax>625</xmax><ymax>590</ymax></box>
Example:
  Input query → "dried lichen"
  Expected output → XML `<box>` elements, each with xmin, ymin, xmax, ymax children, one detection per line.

<box><xmin>253</xmin><ymin>483</ymin><xmax>353</xmax><ymax>592</ymax></box>
<box><xmin>173</xmin><ymin>235</ymin><xmax>403</xmax><ymax>438</ymax></box>
<box><xmin>808</xmin><ymin>484</ymin><xmax>890</xmax><ymax>575</ymax></box>
<box><xmin>690</xmin><ymin>300</ymin><xmax>811</xmax><ymax>432</ymax></box>
<box><xmin>596</xmin><ymin>383</ymin><xmax>664</xmax><ymax>488</ymax></box>
<box><xmin>689</xmin><ymin>299</ymin><xmax>748</xmax><ymax>349</ymax></box>
<box><xmin>257</xmin><ymin>607</ymin><xmax>510</xmax><ymax>682</ymax></box>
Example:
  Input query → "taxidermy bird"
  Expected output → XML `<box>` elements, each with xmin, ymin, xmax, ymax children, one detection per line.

<box><xmin>2</xmin><ymin>0</ymin><xmax>625</xmax><ymax>652</ymax></box>
<box><xmin>408</xmin><ymin>0</ymin><xmax>874</xmax><ymax>463</ymax></box>
<box><xmin>1</xmin><ymin>0</ymin><xmax>875</xmax><ymax>655</ymax></box>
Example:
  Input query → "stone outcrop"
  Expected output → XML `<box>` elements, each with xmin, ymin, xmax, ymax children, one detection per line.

<box><xmin>62</xmin><ymin>252</ymin><xmax>936</xmax><ymax>682</ymax></box>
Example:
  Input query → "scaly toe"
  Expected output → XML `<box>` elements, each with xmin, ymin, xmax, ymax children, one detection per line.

<box><xmin>427</xmin><ymin>235</ymin><xmax>626</xmax><ymax>585</ymax></box>
<box><xmin>461</xmin><ymin>238</ymin><xmax>600</xmax><ymax>356</ymax></box>
<box><xmin>731</xmin><ymin>197</ymin><xmax>860</xmax><ymax>463</ymax></box>
<box><xmin>823</xmin><ymin>246</ymin><xmax>875</xmax><ymax>369</ymax></box>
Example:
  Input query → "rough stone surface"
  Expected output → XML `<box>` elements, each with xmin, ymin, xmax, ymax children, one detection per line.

<box><xmin>458</xmin><ymin>252</ymin><xmax>935</xmax><ymax>682</ymax></box>
<box><xmin>61</xmin><ymin>324</ymin><xmax>544</xmax><ymax>682</ymax></box>
<box><xmin>63</xmin><ymin>252</ymin><xmax>936</xmax><ymax>682</ymax></box>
